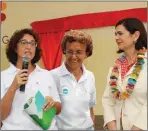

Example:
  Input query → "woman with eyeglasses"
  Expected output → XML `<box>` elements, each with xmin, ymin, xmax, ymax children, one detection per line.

<box><xmin>1</xmin><ymin>28</ymin><xmax>61</xmax><ymax>130</ymax></box>
<box><xmin>50</xmin><ymin>30</ymin><xmax>96</xmax><ymax>130</ymax></box>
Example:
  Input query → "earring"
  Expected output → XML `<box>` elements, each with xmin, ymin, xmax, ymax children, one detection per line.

<box><xmin>133</xmin><ymin>40</ymin><xmax>137</xmax><ymax>44</ymax></box>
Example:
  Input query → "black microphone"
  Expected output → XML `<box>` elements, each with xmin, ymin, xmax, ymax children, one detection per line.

<box><xmin>20</xmin><ymin>56</ymin><xmax>29</xmax><ymax>92</ymax></box>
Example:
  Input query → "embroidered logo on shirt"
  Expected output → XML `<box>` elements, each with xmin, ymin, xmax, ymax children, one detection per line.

<box><xmin>63</xmin><ymin>88</ymin><xmax>68</xmax><ymax>95</ymax></box>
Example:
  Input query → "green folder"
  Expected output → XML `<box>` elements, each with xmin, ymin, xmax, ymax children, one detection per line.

<box><xmin>24</xmin><ymin>91</ymin><xmax>56</xmax><ymax>130</ymax></box>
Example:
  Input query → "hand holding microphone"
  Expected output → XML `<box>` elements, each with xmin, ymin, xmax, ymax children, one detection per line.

<box><xmin>11</xmin><ymin>69</ymin><xmax>29</xmax><ymax>91</ymax></box>
<box><xmin>11</xmin><ymin>56</ymin><xmax>29</xmax><ymax>92</ymax></box>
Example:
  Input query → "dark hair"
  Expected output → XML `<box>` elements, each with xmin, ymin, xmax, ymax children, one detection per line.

<box><xmin>6</xmin><ymin>28</ymin><xmax>42</xmax><ymax>65</ymax></box>
<box><xmin>115</xmin><ymin>18</ymin><xmax>147</xmax><ymax>53</ymax></box>
<box><xmin>61</xmin><ymin>29</ymin><xmax>93</xmax><ymax>57</ymax></box>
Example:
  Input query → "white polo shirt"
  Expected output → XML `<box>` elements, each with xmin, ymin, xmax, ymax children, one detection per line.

<box><xmin>50</xmin><ymin>62</ymin><xmax>96</xmax><ymax>130</ymax></box>
<box><xmin>1</xmin><ymin>63</ymin><xmax>61</xmax><ymax>130</ymax></box>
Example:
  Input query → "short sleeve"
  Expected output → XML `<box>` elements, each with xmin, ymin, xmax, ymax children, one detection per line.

<box><xmin>89</xmin><ymin>73</ymin><xmax>96</xmax><ymax>108</ymax></box>
<box><xmin>48</xmin><ymin>72</ymin><xmax>61</xmax><ymax>103</ymax></box>
<box><xmin>1</xmin><ymin>72</ymin><xmax>6</xmax><ymax>99</ymax></box>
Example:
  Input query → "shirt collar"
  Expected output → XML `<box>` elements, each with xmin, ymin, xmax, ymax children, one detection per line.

<box><xmin>59</xmin><ymin>62</ymin><xmax>70</xmax><ymax>76</ymax></box>
<box><xmin>7</xmin><ymin>63</ymin><xmax>19</xmax><ymax>74</ymax></box>
<box><xmin>7</xmin><ymin>63</ymin><xmax>43</xmax><ymax>74</ymax></box>
<box><xmin>59</xmin><ymin>62</ymin><xmax>88</xmax><ymax>79</ymax></box>
<box><xmin>144</xmin><ymin>51</ymin><xmax>147</xmax><ymax>58</ymax></box>
<box><xmin>35</xmin><ymin>64</ymin><xmax>45</xmax><ymax>72</ymax></box>
<box><xmin>144</xmin><ymin>51</ymin><xmax>147</xmax><ymax>63</ymax></box>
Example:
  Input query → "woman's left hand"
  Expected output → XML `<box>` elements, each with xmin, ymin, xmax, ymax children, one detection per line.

<box><xmin>43</xmin><ymin>96</ymin><xmax>55</xmax><ymax>111</ymax></box>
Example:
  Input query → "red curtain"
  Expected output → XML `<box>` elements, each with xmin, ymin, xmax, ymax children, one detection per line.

<box><xmin>39</xmin><ymin>31</ymin><xmax>64</xmax><ymax>70</ymax></box>
<box><xmin>31</xmin><ymin>8</ymin><xmax>147</xmax><ymax>70</ymax></box>
<box><xmin>31</xmin><ymin>8</ymin><xmax>146</xmax><ymax>33</ymax></box>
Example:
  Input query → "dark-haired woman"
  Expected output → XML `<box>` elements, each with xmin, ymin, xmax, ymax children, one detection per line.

<box><xmin>102</xmin><ymin>18</ymin><xmax>147</xmax><ymax>130</ymax></box>
<box><xmin>1</xmin><ymin>28</ymin><xmax>61</xmax><ymax>130</ymax></box>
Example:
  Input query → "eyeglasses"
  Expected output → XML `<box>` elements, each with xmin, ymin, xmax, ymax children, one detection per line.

<box><xmin>19</xmin><ymin>40</ymin><xmax>37</xmax><ymax>47</ymax></box>
<box><xmin>64</xmin><ymin>50</ymin><xmax>85</xmax><ymax>56</ymax></box>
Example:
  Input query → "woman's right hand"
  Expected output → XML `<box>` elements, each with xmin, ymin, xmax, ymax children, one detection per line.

<box><xmin>11</xmin><ymin>69</ymin><xmax>29</xmax><ymax>90</ymax></box>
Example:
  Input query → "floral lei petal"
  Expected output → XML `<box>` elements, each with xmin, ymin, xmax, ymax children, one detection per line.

<box><xmin>110</xmin><ymin>48</ymin><xmax>146</xmax><ymax>100</ymax></box>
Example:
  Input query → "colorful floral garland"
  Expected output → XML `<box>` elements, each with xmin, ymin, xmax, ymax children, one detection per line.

<box><xmin>110</xmin><ymin>48</ymin><xmax>146</xmax><ymax>100</ymax></box>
